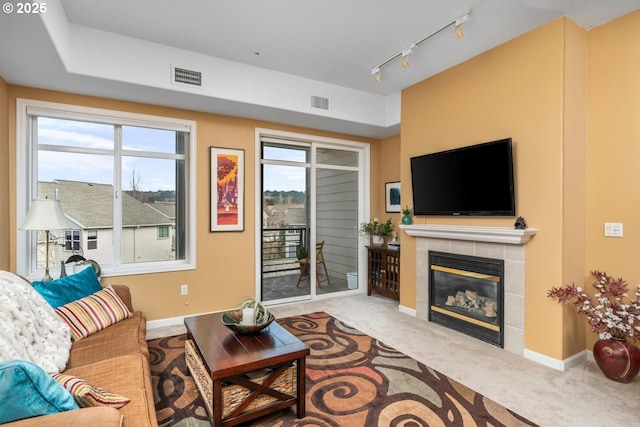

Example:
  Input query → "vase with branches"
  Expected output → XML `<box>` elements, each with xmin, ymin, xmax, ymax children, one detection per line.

<box><xmin>548</xmin><ymin>270</ymin><xmax>640</xmax><ymax>382</ymax></box>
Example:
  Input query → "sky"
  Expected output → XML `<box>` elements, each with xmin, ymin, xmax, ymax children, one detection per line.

<box><xmin>37</xmin><ymin>118</ymin><xmax>310</xmax><ymax>193</ymax></box>
<box><xmin>37</xmin><ymin>117</ymin><xmax>181</xmax><ymax>191</ymax></box>
<box><xmin>261</xmin><ymin>146</ymin><xmax>307</xmax><ymax>192</ymax></box>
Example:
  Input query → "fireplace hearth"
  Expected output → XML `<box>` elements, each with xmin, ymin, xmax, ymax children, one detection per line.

<box><xmin>429</xmin><ymin>251</ymin><xmax>504</xmax><ymax>347</ymax></box>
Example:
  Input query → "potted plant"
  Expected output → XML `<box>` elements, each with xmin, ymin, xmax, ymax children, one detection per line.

<box><xmin>401</xmin><ymin>205</ymin><xmax>413</xmax><ymax>225</ymax></box>
<box><xmin>548</xmin><ymin>270</ymin><xmax>640</xmax><ymax>382</ymax></box>
<box><xmin>359</xmin><ymin>218</ymin><xmax>394</xmax><ymax>246</ymax></box>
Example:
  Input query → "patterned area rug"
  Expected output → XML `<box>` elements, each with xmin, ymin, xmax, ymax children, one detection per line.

<box><xmin>149</xmin><ymin>312</ymin><xmax>537</xmax><ymax>426</ymax></box>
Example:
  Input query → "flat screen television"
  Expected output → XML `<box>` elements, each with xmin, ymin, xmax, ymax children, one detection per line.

<box><xmin>410</xmin><ymin>138</ymin><xmax>515</xmax><ymax>216</ymax></box>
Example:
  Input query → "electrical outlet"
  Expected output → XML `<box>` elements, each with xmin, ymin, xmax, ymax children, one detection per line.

<box><xmin>604</xmin><ymin>222</ymin><xmax>623</xmax><ymax>237</ymax></box>
<box><xmin>180</xmin><ymin>284</ymin><xmax>188</xmax><ymax>296</ymax></box>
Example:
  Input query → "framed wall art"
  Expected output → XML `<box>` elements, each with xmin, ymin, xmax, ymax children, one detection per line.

<box><xmin>211</xmin><ymin>147</ymin><xmax>244</xmax><ymax>231</ymax></box>
<box><xmin>385</xmin><ymin>181</ymin><xmax>401</xmax><ymax>213</ymax></box>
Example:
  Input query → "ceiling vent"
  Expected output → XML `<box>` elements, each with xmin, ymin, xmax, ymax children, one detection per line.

<box><xmin>172</xmin><ymin>66</ymin><xmax>202</xmax><ymax>87</ymax></box>
<box><xmin>310</xmin><ymin>95</ymin><xmax>329</xmax><ymax>110</ymax></box>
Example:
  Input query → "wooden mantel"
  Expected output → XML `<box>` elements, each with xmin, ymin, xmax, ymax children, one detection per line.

<box><xmin>399</xmin><ymin>224</ymin><xmax>537</xmax><ymax>245</ymax></box>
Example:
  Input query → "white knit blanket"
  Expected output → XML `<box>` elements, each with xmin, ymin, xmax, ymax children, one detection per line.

<box><xmin>0</xmin><ymin>270</ymin><xmax>71</xmax><ymax>373</ymax></box>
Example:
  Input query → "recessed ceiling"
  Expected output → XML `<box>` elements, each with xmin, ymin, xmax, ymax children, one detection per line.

<box><xmin>57</xmin><ymin>0</ymin><xmax>639</xmax><ymax>95</ymax></box>
<box><xmin>0</xmin><ymin>0</ymin><xmax>638</xmax><ymax>137</ymax></box>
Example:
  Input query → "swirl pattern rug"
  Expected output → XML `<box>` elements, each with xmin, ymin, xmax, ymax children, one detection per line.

<box><xmin>149</xmin><ymin>311</ymin><xmax>537</xmax><ymax>426</ymax></box>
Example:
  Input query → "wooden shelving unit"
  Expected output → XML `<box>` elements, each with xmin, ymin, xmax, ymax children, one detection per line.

<box><xmin>366</xmin><ymin>246</ymin><xmax>400</xmax><ymax>300</ymax></box>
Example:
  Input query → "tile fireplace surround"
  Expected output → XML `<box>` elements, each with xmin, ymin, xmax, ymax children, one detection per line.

<box><xmin>400</xmin><ymin>224</ymin><xmax>537</xmax><ymax>356</ymax></box>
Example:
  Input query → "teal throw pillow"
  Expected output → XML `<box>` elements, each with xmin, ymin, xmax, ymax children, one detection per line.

<box><xmin>0</xmin><ymin>360</ymin><xmax>78</xmax><ymax>424</ymax></box>
<box><xmin>32</xmin><ymin>266</ymin><xmax>102</xmax><ymax>308</ymax></box>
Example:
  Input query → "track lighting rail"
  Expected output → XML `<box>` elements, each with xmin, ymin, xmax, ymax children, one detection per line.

<box><xmin>370</xmin><ymin>10</ymin><xmax>471</xmax><ymax>82</ymax></box>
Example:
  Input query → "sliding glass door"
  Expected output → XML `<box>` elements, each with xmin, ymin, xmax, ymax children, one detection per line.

<box><xmin>258</xmin><ymin>134</ymin><xmax>364</xmax><ymax>304</ymax></box>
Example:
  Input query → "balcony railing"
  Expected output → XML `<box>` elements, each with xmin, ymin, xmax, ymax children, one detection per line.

<box><xmin>262</xmin><ymin>226</ymin><xmax>306</xmax><ymax>276</ymax></box>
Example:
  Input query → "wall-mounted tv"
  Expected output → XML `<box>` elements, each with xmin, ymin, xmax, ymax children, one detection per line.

<box><xmin>410</xmin><ymin>138</ymin><xmax>515</xmax><ymax>216</ymax></box>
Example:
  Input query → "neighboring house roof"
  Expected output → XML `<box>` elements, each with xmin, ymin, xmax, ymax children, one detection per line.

<box><xmin>147</xmin><ymin>202</ymin><xmax>175</xmax><ymax>220</ymax></box>
<box><xmin>39</xmin><ymin>180</ymin><xmax>173</xmax><ymax>228</ymax></box>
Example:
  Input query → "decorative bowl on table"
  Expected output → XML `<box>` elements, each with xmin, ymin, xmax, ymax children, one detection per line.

<box><xmin>221</xmin><ymin>309</ymin><xmax>275</xmax><ymax>334</ymax></box>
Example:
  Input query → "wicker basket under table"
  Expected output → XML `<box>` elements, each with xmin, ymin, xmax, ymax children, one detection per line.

<box><xmin>185</xmin><ymin>339</ymin><xmax>297</xmax><ymax>419</ymax></box>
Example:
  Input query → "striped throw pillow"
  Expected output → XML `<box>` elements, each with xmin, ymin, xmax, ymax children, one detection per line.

<box><xmin>55</xmin><ymin>286</ymin><xmax>131</xmax><ymax>341</ymax></box>
<box><xmin>51</xmin><ymin>373</ymin><xmax>130</xmax><ymax>408</ymax></box>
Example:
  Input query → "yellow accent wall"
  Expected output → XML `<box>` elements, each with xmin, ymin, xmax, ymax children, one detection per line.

<box><xmin>377</xmin><ymin>135</ymin><xmax>402</xmax><ymax>225</ymax></box>
<box><xmin>3</xmin><ymin>86</ymin><xmax>377</xmax><ymax>322</ymax></box>
<box><xmin>400</xmin><ymin>18</ymin><xmax>586</xmax><ymax>359</ymax></box>
<box><xmin>586</xmin><ymin>11</ymin><xmax>640</xmax><ymax>348</ymax></box>
<box><xmin>400</xmin><ymin>10</ymin><xmax>640</xmax><ymax>358</ymax></box>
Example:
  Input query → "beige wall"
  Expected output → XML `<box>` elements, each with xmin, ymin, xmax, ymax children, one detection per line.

<box><xmin>0</xmin><ymin>77</ymin><xmax>8</xmax><ymax>271</ymax></box>
<box><xmin>586</xmin><ymin>11</ymin><xmax>640</xmax><ymax>348</ymax></box>
<box><xmin>4</xmin><ymin>86</ymin><xmax>377</xmax><ymax>321</ymax></box>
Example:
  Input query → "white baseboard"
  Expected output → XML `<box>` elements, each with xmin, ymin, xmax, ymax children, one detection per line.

<box><xmin>398</xmin><ymin>304</ymin><xmax>416</xmax><ymax>317</ymax></box>
<box><xmin>147</xmin><ymin>309</ymin><xmax>220</xmax><ymax>332</ymax></box>
<box><xmin>523</xmin><ymin>347</ymin><xmax>588</xmax><ymax>371</ymax></box>
<box><xmin>147</xmin><ymin>315</ymin><xmax>186</xmax><ymax>331</ymax></box>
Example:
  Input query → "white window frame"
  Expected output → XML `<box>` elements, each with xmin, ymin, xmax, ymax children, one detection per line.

<box><xmin>16</xmin><ymin>99</ymin><xmax>197</xmax><ymax>279</ymax></box>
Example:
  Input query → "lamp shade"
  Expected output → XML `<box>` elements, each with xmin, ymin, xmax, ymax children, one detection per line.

<box><xmin>20</xmin><ymin>199</ymin><xmax>73</xmax><ymax>231</ymax></box>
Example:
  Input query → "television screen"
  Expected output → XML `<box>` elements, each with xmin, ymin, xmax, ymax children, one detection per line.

<box><xmin>410</xmin><ymin>138</ymin><xmax>515</xmax><ymax>216</ymax></box>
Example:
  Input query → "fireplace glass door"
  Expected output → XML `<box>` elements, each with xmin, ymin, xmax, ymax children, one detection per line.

<box><xmin>428</xmin><ymin>251</ymin><xmax>504</xmax><ymax>347</ymax></box>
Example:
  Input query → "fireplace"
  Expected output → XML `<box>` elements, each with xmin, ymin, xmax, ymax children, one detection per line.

<box><xmin>429</xmin><ymin>251</ymin><xmax>504</xmax><ymax>347</ymax></box>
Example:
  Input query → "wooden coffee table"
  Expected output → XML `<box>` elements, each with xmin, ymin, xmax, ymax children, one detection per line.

<box><xmin>184</xmin><ymin>312</ymin><xmax>309</xmax><ymax>426</ymax></box>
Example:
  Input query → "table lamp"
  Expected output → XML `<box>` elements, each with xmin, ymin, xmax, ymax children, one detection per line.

<box><xmin>20</xmin><ymin>197</ymin><xmax>73</xmax><ymax>281</ymax></box>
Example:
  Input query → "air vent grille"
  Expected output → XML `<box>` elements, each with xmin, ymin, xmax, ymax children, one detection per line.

<box><xmin>310</xmin><ymin>95</ymin><xmax>329</xmax><ymax>110</ymax></box>
<box><xmin>173</xmin><ymin>67</ymin><xmax>202</xmax><ymax>87</ymax></box>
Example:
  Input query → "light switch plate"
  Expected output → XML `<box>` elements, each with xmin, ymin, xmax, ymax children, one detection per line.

<box><xmin>604</xmin><ymin>222</ymin><xmax>623</xmax><ymax>237</ymax></box>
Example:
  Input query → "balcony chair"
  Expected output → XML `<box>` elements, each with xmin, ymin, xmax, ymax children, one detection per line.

<box><xmin>296</xmin><ymin>240</ymin><xmax>331</xmax><ymax>288</ymax></box>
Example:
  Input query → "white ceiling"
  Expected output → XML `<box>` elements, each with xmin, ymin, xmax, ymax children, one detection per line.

<box><xmin>1</xmin><ymin>0</ymin><xmax>639</xmax><ymax>138</ymax></box>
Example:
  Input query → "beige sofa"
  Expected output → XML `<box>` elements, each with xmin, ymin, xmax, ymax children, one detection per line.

<box><xmin>5</xmin><ymin>285</ymin><xmax>158</xmax><ymax>427</ymax></box>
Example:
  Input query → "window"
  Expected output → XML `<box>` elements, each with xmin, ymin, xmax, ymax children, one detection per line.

<box><xmin>87</xmin><ymin>230</ymin><xmax>98</xmax><ymax>250</ymax></box>
<box><xmin>65</xmin><ymin>230</ymin><xmax>80</xmax><ymax>251</ymax></box>
<box><xmin>158</xmin><ymin>226</ymin><xmax>170</xmax><ymax>239</ymax></box>
<box><xmin>17</xmin><ymin>99</ymin><xmax>196</xmax><ymax>278</ymax></box>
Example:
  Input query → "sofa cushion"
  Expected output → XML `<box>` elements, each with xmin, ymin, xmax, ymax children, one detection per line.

<box><xmin>65</xmin><ymin>353</ymin><xmax>158</xmax><ymax>427</ymax></box>
<box><xmin>0</xmin><ymin>360</ymin><xmax>78</xmax><ymax>424</ymax></box>
<box><xmin>66</xmin><ymin>311</ymin><xmax>148</xmax><ymax>369</ymax></box>
<box><xmin>55</xmin><ymin>286</ymin><xmax>131</xmax><ymax>341</ymax></box>
<box><xmin>52</xmin><ymin>373</ymin><xmax>131</xmax><ymax>408</ymax></box>
<box><xmin>32</xmin><ymin>266</ymin><xmax>102</xmax><ymax>308</ymax></box>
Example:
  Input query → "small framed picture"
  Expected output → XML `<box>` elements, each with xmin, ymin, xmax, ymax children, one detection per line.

<box><xmin>211</xmin><ymin>147</ymin><xmax>244</xmax><ymax>231</ymax></box>
<box><xmin>385</xmin><ymin>181</ymin><xmax>401</xmax><ymax>213</ymax></box>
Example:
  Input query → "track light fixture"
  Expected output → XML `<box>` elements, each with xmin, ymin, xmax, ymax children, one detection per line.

<box><xmin>369</xmin><ymin>10</ymin><xmax>471</xmax><ymax>82</ymax></box>
<box><xmin>401</xmin><ymin>44</ymin><xmax>415</xmax><ymax>69</ymax></box>
<box><xmin>454</xmin><ymin>12</ymin><xmax>469</xmax><ymax>40</ymax></box>
<box><xmin>371</xmin><ymin>67</ymin><xmax>382</xmax><ymax>83</ymax></box>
